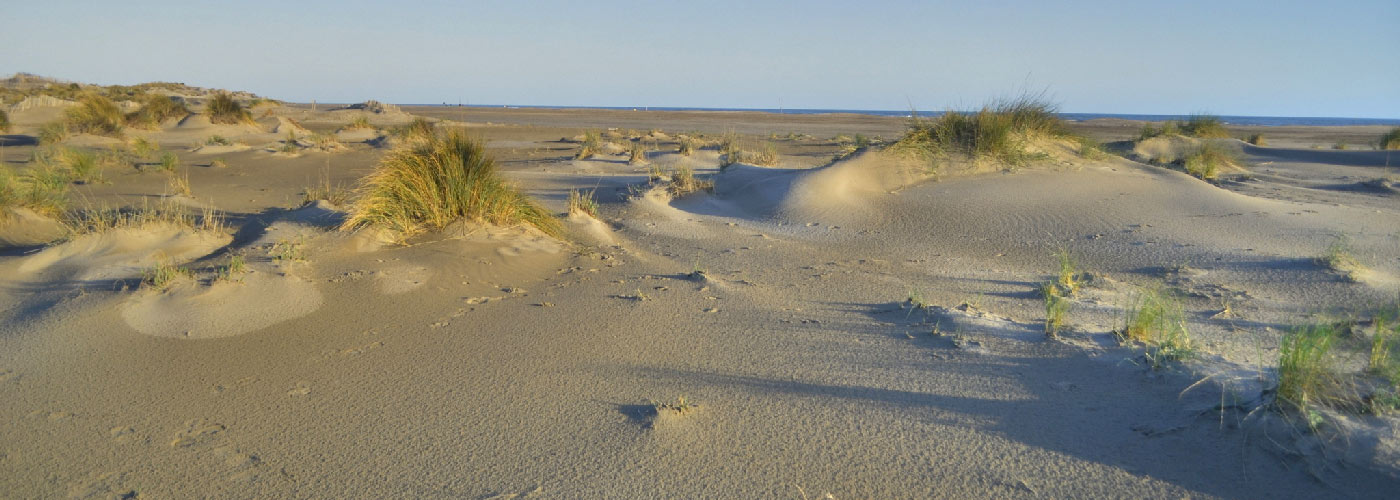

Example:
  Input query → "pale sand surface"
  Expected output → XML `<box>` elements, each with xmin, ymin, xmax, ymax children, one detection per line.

<box><xmin>1</xmin><ymin>101</ymin><xmax>1398</xmax><ymax>498</ymax></box>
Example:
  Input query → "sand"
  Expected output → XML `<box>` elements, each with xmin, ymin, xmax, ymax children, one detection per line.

<box><xmin>1</xmin><ymin>98</ymin><xmax>1398</xmax><ymax>498</ymax></box>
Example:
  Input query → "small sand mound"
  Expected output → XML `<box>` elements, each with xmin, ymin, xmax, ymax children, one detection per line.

<box><xmin>0</xmin><ymin>208</ymin><xmax>67</xmax><ymax>248</ymax></box>
<box><xmin>174</xmin><ymin>114</ymin><xmax>263</xmax><ymax>135</ymax></box>
<box><xmin>1132</xmin><ymin>135</ymin><xmax>1203</xmax><ymax>164</ymax></box>
<box><xmin>697</xmin><ymin>150</ymin><xmax>927</xmax><ymax>223</ymax></box>
<box><xmin>121</xmin><ymin>270</ymin><xmax>322</xmax><ymax>339</ymax></box>
<box><xmin>566</xmin><ymin>210</ymin><xmax>618</xmax><ymax>247</ymax></box>
<box><xmin>335</xmin><ymin>128</ymin><xmax>381</xmax><ymax>143</ymax></box>
<box><xmin>17</xmin><ymin>225</ymin><xmax>229</xmax><ymax>282</ymax></box>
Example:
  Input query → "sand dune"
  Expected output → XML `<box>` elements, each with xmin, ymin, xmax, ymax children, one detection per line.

<box><xmin>0</xmin><ymin>102</ymin><xmax>1397</xmax><ymax>498</ymax></box>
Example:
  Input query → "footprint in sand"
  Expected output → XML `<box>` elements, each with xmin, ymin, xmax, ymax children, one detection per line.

<box><xmin>287</xmin><ymin>381</ymin><xmax>311</xmax><ymax>397</ymax></box>
<box><xmin>212</xmin><ymin>445</ymin><xmax>265</xmax><ymax>484</ymax></box>
<box><xmin>171</xmin><ymin>419</ymin><xmax>225</xmax><ymax>448</ymax></box>
<box><xmin>109</xmin><ymin>426</ymin><xmax>145</xmax><ymax>445</ymax></box>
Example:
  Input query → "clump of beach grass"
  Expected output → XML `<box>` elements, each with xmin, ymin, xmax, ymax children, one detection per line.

<box><xmin>677</xmin><ymin>135</ymin><xmax>697</xmax><ymax>156</ymax></box>
<box><xmin>346</xmin><ymin>114</ymin><xmax>373</xmax><ymax>130</ymax></box>
<box><xmin>1</xmin><ymin>163</ymin><xmax>70</xmax><ymax>217</ymax></box>
<box><xmin>214</xmin><ymin>253</ymin><xmax>248</xmax><ymax>283</ymax></box>
<box><xmin>157</xmin><ymin>151</ymin><xmax>179</xmax><ymax>173</ymax></box>
<box><xmin>1246</xmin><ymin>134</ymin><xmax>1267</xmax><ymax>146</ymax></box>
<box><xmin>143</xmin><ymin>259</ymin><xmax>193</xmax><ymax>290</ymax></box>
<box><xmin>668</xmin><ymin>166</ymin><xmax>711</xmax><ymax>196</ymax></box>
<box><xmin>568</xmin><ymin>188</ymin><xmax>599</xmax><ymax>217</ymax></box>
<box><xmin>1320</xmin><ymin>235</ymin><xmax>1364</xmax><ymax>281</ymax></box>
<box><xmin>1182</xmin><ymin>142</ymin><xmax>1237</xmax><ymax>181</ymax></box>
<box><xmin>628</xmin><ymin>140</ymin><xmax>648</xmax><ymax>165</ymax></box>
<box><xmin>0</xmin><ymin>109</ymin><xmax>9</xmax><ymax>132</ymax></box>
<box><xmin>205</xmin><ymin>92</ymin><xmax>253</xmax><ymax>125</ymax></box>
<box><xmin>1380</xmin><ymin>127</ymin><xmax>1400</xmax><ymax>150</ymax></box>
<box><xmin>129</xmin><ymin>137</ymin><xmax>159</xmax><ymax>159</ymax></box>
<box><xmin>1053</xmin><ymin>249</ymin><xmax>1081</xmax><ymax>295</ymax></box>
<box><xmin>893</xmin><ymin>94</ymin><xmax>1069</xmax><ymax>168</ymax></box>
<box><xmin>1041</xmin><ymin>283</ymin><xmax>1071</xmax><ymax>338</ymax></box>
<box><xmin>58</xmin><ymin>148</ymin><xmax>102</xmax><ymax>184</ymax></box>
<box><xmin>340</xmin><ymin>129</ymin><xmax>561</xmax><ymax>239</ymax></box>
<box><xmin>38</xmin><ymin>122</ymin><xmax>69</xmax><ymax>145</ymax></box>
<box><xmin>1371</xmin><ymin>305</ymin><xmax>1399</xmax><ymax>375</ymax></box>
<box><xmin>64</xmin><ymin>95</ymin><xmax>125</xmax><ymax>137</ymax></box>
<box><xmin>575</xmin><ymin>130</ymin><xmax>602</xmax><ymax>160</ymax></box>
<box><xmin>1119</xmin><ymin>285</ymin><xmax>1193</xmax><ymax>369</ymax></box>
<box><xmin>1074</xmin><ymin>136</ymin><xmax>1107</xmax><ymax>160</ymax></box>
<box><xmin>1180</xmin><ymin>114</ymin><xmax>1230</xmax><ymax>138</ymax></box>
<box><xmin>166</xmin><ymin>169</ymin><xmax>192</xmax><ymax>197</ymax></box>
<box><xmin>1276</xmin><ymin>322</ymin><xmax>1356</xmax><ymax>416</ymax></box>
<box><xmin>204</xmin><ymin>135</ymin><xmax>231</xmax><ymax>146</ymax></box>
<box><xmin>126</xmin><ymin>94</ymin><xmax>188</xmax><ymax>130</ymax></box>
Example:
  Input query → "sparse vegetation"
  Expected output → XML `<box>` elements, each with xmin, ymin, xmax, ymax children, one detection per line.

<box><xmin>205</xmin><ymin>92</ymin><xmax>253</xmax><ymax>125</ymax></box>
<box><xmin>1182</xmin><ymin>142</ymin><xmax>1236</xmax><ymax>181</ymax></box>
<box><xmin>0</xmin><ymin>109</ymin><xmax>9</xmax><ymax>132</ymax></box>
<box><xmin>1</xmin><ymin>163</ymin><xmax>69</xmax><ymax>216</ymax></box>
<box><xmin>1042</xmin><ymin>284</ymin><xmax>1070</xmax><ymax>338</ymax></box>
<box><xmin>628</xmin><ymin>140</ymin><xmax>648</xmax><ymax>165</ymax></box>
<box><xmin>209</xmin><ymin>158</ymin><xmax>228</xmax><ymax>168</ymax></box>
<box><xmin>63</xmin><ymin>198</ymin><xmax>223</xmax><ymax>235</ymax></box>
<box><xmin>1246</xmin><ymin>134</ymin><xmax>1267</xmax><ymax>146</ymax></box>
<box><xmin>214</xmin><ymin>253</ymin><xmax>248</xmax><ymax>283</ymax></box>
<box><xmin>568</xmin><ymin>188</ymin><xmax>599</xmax><ymax>217</ymax></box>
<box><xmin>677</xmin><ymin>135</ymin><xmax>696</xmax><ymax>156</ymax></box>
<box><xmin>1320</xmin><ymin>235</ymin><xmax>1364</xmax><ymax>281</ymax></box>
<box><xmin>1119</xmin><ymin>286</ymin><xmax>1193</xmax><ymax>368</ymax></box>
<box><xmin>652</xmin><ymin>395</ymin><xmax>698</xmax><ymax>414</ymax></box>
<box><xmin>167</xmin><ymin>170</ymin><xmax>191</xmax><ymax>197</ymax></box>
<box><xmin>63</xmin><ymin>95</ymin><xmax>125</xmax><ymax>136</ymax></box>
<box><xmin>58</xmin><ymin>148</ymin><xmax>101</xmax><ymax>184</ymax></box>
<box><xmin>575</xmin><ymin>130</ymin><xmax>601</xmax><ymax>160</ymax></box>
<box><xmin>38</xmin><ymin>121</ymin><xmax>69</xmax><ymax>145</ymax></box>
<box><xmin>346</xmin><ymin>115</ymin><xmax>373</xmax><ymax>130</ymax></box>
<box><xmin>1332</xmin><ymin>141</ymin><xmax>1347</xmax><ymax>150</ymax></box>
<box><xmin>1075</xmin><ymin>136</ymin><xmax>1106</xmax><ymax>160</ymax></box>
<box><xmin>270</xmin><ymin>237</ymin><xmax>307</xmax><ymax>262</ymax></box>
<box><xmin>1371</xmin><ymin>305</ymin><xmax>1399</xmax><ymax>375</ymax></box>
<box><xmin>667</xmin><ymin>166</ymin><xmax>711</xmax><ymax>196</ymax></box>
<box><xmin>126</xmin><ymin>94</ymin><xmax>188</xmax><ymax>129</ymax></box>
<box><xmin>157</xmin><ymin>151</ymin><xmax>178</xmax><ymax>173</ymax></box>
<box><xmin>720</xmin><ymin>138</ymin><xmax>779</xmax><ymax>167</ymax></box>
<box><xmin>1053</xmin><ymin>249</ymin><xmax>1081</xmax><ymax>295</ymax></box>
<box><xmin>1381</xmin><ymin>127</ymin><xmax>1400</xmax><ymax>150</ymax></box>
<box><xmin>893</xmin><ymin>94</ymin><xmax>1069</xmax><ymax>168</ymax></box>
<box><xmin>143</xmin><ymin>259</ymin><xmax>192</xmax><ymax>290</ymax></box>
<box><xmin>1180</xmin><ymin>114</ymin><xmax>1230</xmax><ymax>138</ymax></box>
<box><xmin>1276</xmin><ymin>322</ymin><xmax>1354</xmax><ymax>414</ymax></box>
<box><xmin>129</xmin><ymin>137</ymin><xmax>158</xmax><ymax>159</ymax></box>
<box><xmin>340</xmin><ymin>129</ymin><xmax>561</xmax><ymax>238</ymax></box>
<box><xmin>205</xmin><ymin>135</ymin><xmax>231</xmax><ymax>146</ymax></box>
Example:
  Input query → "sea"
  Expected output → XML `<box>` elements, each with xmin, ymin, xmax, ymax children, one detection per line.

<box><xmin>414</xmin><ymin>104</ymin><xmax>1400</xmax><ymax>127</ymax></box>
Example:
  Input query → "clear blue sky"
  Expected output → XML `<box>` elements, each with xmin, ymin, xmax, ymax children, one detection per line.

<box><xmin>3</xmin><ymin>0</ymin><xmax>1397</xmax><ymax>117</ymax></box>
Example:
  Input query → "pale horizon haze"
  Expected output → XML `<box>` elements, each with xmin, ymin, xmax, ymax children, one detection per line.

<box><xmin>3</xmin><ymin>0</ymin><xmax>1398</xmax><ymax>118</ymax></box>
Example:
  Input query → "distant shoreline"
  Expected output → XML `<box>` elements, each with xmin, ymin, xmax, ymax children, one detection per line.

<box><xmin>397</xmin><ymin>104</ymin><xmax>1400</xmax><ymax>127</ymax></box>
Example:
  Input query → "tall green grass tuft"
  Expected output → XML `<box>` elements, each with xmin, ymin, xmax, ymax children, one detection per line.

<box><xmin>893</xmin><ymin>94</ymin><xmax>1069</xmax><ymax>167</ymax></box>
<box><xmin>1371</xmin><ymin>305</ymin><xmax>1400</xmax><ymax>375</ymax></box>
<box><xmin>2</xmin><ymin>163</ymin><xmax>70</xmax><ymax>217</ymax></box>
<box><xmin>1119</xmin><ymin>286</ymin><xmax>1193</xmax><ymax>369</ymax></box>
<box><xmin>205</xmin><ymin>92</ymin><xmax>253</xmax><ymax>125</ymax></box>
<box><xmin>340</xmin><ymin>129</ymin><xmax>561</xmax><ymax>238</ymax></box>
<box><xmin>126</xmin><ymin>94</ymin><xmax>188</xmax><ymax>129</ymax></box>
<box><xmin>1381</xmin><ymin>127</ymin><xmax>1400</xmax><ymax>150</ymax></box>
<box><xmin>0</xmin><ymin>108</ymin><xmax>9</xmax><ymax>132</ymax></box>
<box><xmin>1041</xmin><ymin>283</ymin><xmax>1070</xmax><ymax>338</ymax></box>
<box><xmin>64</xmin><ymin>95</ymin><xmax>125</xmax><ymax>136</ymax></box>
<box><xmin>1277</xmin><ymin>323</ymin><xmax>1354</xmax><ymax>413</ymax></box>
<box><xmin>1182</xmin><ymin>142</ymin><xmax>1236</xmax><ymax>181</ymax></box>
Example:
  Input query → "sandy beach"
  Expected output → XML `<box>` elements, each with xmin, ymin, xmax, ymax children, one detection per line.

<box><xmin>2</xmin><ymin>80</ymin><xmax>1399</xmax><ymax>499</ymax></box>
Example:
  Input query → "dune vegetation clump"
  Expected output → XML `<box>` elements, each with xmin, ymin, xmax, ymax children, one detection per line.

<box><xmin>628</xmin><ymin>140</ymin><xmax>648</xmax><ymax>165</ymax></box>
<box><xmin>64</xmin><ymin>95</ymin><xmax>125</xmax><ymax>137</ymax></box>
<box><xmin>0</xmin><ymin>108</ymin><xmax>9</xmax><ymax>132</ymax></box>
<box><xmin>1182</xmin><ymin>142</ymin><xmax>1237</xmax><ymax>181</ymax></box>
<box><xmin>205</xmin><ymin>92</ymin><xmax>253</xmax><ymax>125</ymax></box>
<box><xmin>341</xmin><ymin>129</ymin><xmax>560</xmax><ymax>239</ymax></box>
<box><xmin>1381</xmin><ymin>127</ymin><xmax>1400</xmax><ymax>150</ymax></box>
<box><xmin>894</xmin><ymin>95</ymin><xmax>1070</xmax><ymax>168</ymax></box>
<box><xmin>575</xmin><ymin>130</ymin><xmax>602</xmax><ymax>160</ymax></box>
<box><xmin>677</xmin><ymin>135</ymin><xmax>697</xmax><ymax>156</ymax></box>
<box><xmin>126</xmin><ymin>94</ymin><xmax>189</xmax><ymax>130</ymax></box>
<box><xmin>346</xmin><ymin>115</ymin><xmax>373</xmax><ymax>130</ymax></box>
<box><xmin>1119</xmin><ymin>286</ymin><xmax>1193</xmax><ymax>369</ymax></box>
<box><xmin>1180</xmin><ymin>114</ymin><xmax>1231</xmax><ymax>138</ymax></box>
<box><xmin>0</xmin><ymin>163</ymin><xmax>69</xmax><ymax>218</ymax></box>
<box><xmin>1246</xmin><ymin>134</ymin><xmax>1267</xmax><ymax>146</ymax></box>
<box><xmin>567</xmin><ymin>188</ymin><xmax>599</xmax><ymax>217</ymax></box>
<box><xmin>667</xmin><ymin>166</ymin><xmax>712</xmax><ymax>196</ymax></box>
<box><xmin>1276</xmin><ymin>323</ymin><xmax>1356</xmax><ymax>416</ymax></box>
